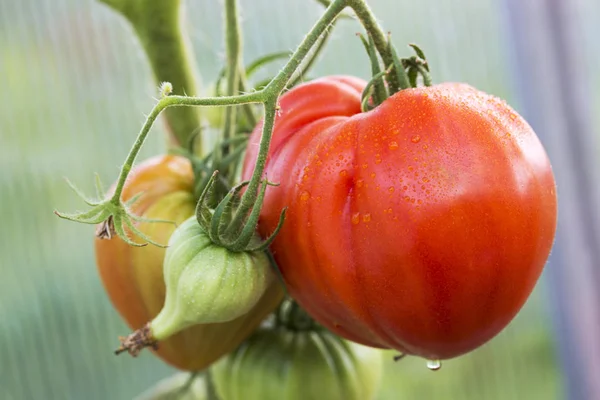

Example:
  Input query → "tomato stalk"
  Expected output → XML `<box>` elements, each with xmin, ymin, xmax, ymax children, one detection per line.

<box><xmin>56</xmin><ymin>0</ymin><xmax>417</xmax><ymax>250</ymax></box>
<box><xmin>98</xmin><ymin>0</ymin><xmax>203</xmax><ymax>149</ymax></box>
<box><xmin>221</xmin><ymin>0</ymin><xmax>242</xmax><ymax>166</ymax></box>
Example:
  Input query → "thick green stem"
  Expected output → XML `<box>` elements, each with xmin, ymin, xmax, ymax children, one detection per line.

<box><xmin>99</xmin><ymin>0</ymin><xmax>202</xmax><ymax>149</ymax></box>
<box><xmin>223</xmin><ymin>0</ymin><xmax>242</xmax><ymax>156</ymax></box>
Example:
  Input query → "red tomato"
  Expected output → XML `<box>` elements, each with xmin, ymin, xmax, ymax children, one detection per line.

<box><xmin>242</xmin><ymin>76</ymin><xmax>557</xmax><ymax>360</ymax></box>
<box><xmin>96</xmin><ymin>155</ymin><xmax>283</xmax><ymax>370</ymax></box>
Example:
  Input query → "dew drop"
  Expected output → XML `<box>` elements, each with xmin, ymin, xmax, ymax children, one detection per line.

<box><xmin>339</xmin><ymin>170</ymin><xmax>348</xmax><ymax>177</ymax></box>
<box><xmin>411</xmin><ymin>135</ymin><xmax>421</xmax><ymax>143</ymax></box>
<box><xmin>300</xmin><ymin>191</ymin><xmax>310</xmax><ymax>201</ymax></box>
<box><xmin>362</xmin><ymin>163</ymin><xmax>369</xmax><ymax>169</ymax></box>
<box><xmin>356</xmin><ymin>179</ymin><xmax>364</xmax><ymax>188</ymax></box>
<box><xmin>388</xmin><ymin>141</ymin><xmax>399</xmax><ymax>150</ymax></box>
<box><xmin>362</xmin><ymin>213</ymin><xmax>371</xmax><ymax>222</ymax></box>
<box><xmin>427</xmin><ymin>359</ymin><xmax>442</xmax><ymax>371</ymax></box>
<box><xmin>388</xmin><ymin>186</ymin><xmax>395</xmax><ymax>193</ymax></box>
<box><xmin>351</xmin><ymin>213</ymin><xmax>360</xmax><ymax>225</ymax></box>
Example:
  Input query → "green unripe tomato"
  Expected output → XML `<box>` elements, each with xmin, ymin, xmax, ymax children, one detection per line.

<box><xmin>212</xmin><ymin>326</ymin><xmax>383</xmax><ymax>400</ymax></box>
<box><xmin>150</xmin><ymin>217</ymin><xmax>276</xmax><ymax>341</ymax></box>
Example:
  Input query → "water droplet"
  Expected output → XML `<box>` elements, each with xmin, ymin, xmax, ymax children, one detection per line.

<box><xmin>356</xmin><ymin>179</ymin><xmax>364</xmax><ymax>188</ymax></box>
<box><xmin>300</xmin><ymin>191</ymin><xmax>310</xmax><ymax>201</ymax></box>
<box><xmin>411</xmin><ymin>135</ymin><xmax>421</xmax><ymax>143</ymax></box>
<box><xmin>339</xmin><ymin>170</ymin><xmax>348</xmax><ymax>177</ymax></box>
<box><xmin>427</xmin><ymin>360</ymin><xmax>442</xmax><ymax>371</ymax></box>
<box><xmin>388</xmin><ymin>141</ymin><xmax>399</xmax><ymax>150</ymax></box>
<box><xmin>351</xmin><ymin>213</ymin><xmax>360</xmax><ymax>225</ymax></box>
<box><xmin>388</xmin><ymin>186</ymin><xmax>395</xmax><ymax>193</ymax></box>
<box><xmin>362</xmin><ymin>163</ymin><xmax>369</xmax><ymax>169</ymax></box>
<box><xmin>370</xmin><ymin>172</ymin><xmax>376</xmax><ymax>179</ymax></box>
<box><xmin>362</xmin><ymin>213</ymin><xmax>371</xmax><ymax>222</ymax></box>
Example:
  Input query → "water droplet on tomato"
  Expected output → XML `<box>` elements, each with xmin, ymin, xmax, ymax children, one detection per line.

<box><xmin>427</xmin><ymin>360</ymin><xmax>442</xmax><ymax>371</ymax></box>
<box><xmin>300</xmin><ymin>191</ymin><xmax>310</xmax><ymax>201</ymax></box>
<box><xmin>362</xmin><ymin>213</ymin><xmax>371</xmax><ymax>222</ymax></box>
<box><xmin>411</xmin><ymin>135</ymin><xmax>421</xmax><ymax>143</ymax></box>
<box><xmin>356</xmin><ymin>179</ymin><xmax>364</xmax><ymax>188</ymax></box>
<box><xmin>362</xmin><ymin>163</ymin><xmax>369</xmax><ymax>169</ymax></box>
<box><xmin>339</xmin><ymin>170</ymin><xmax>347</xmax><ymax>177</ymax></box>
<box><xmin>351</xmin><ymin>213</ymin><xmax>360</xmax><ymax>225</ymax></box>
<box><xmin>388</xmin><ymin>186</ymin><xmax>395</xmax><ymax>193</ymax></box>
<box><xmin>388</xmin><ymin>141</ymin><xmax>399</xmax><ymax>150</ymax></box>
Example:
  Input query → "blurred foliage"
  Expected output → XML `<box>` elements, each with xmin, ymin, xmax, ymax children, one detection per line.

<box><xmin>0</xmin><ymin>0</ymin><xmax>578</xmax><ymax>399</ymax></box>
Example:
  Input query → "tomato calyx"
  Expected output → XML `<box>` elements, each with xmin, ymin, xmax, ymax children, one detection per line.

<box><xmin>54</xmin><ymin>175</ymin><xmax>175</xmax><ymax>247</ymax></box>
<box><xmin>194</xmin><ymin>171</ymin><xmax>287</xmax><ymax>253</ymax></box>
<box><xmin>275</xmin><ymin>298</ymin><xmax>320</xmax><ymax>332</ymax></box>
<box><xmin>359</xmin><ymin>35</ymin><xmax>433</xmax><ymax>112</ymax></box>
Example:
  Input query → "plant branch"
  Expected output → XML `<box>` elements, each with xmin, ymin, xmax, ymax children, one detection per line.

<box><xmin>222</xmin><ymin>0</ymin><xmax>242</xmax><ymax>158</ymax></box>
<box><xmin>63</xmin><ymin>0</ymin><xmax>418</xmax><ymax>251</ymax></box>
<box><xmin>98</xmin><ymin>0</ymin><xmax>203</xmax><ymax>149</ymax></box>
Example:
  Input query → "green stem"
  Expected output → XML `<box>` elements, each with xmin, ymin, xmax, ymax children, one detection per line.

<box><xmin>238</xmin><ymin>74</ymin><xmax>258</xmax><ymax>129</ymax></box>
<box><xmin>110</xmin><ymin>93</ymin><xmax>262</xmax><ymax>204</ymax></box>
<box><xmin>347</xmin><ymin>0</ymin><xmax>410</xmax><ymax>91</ymax></box>
<box><xmin>225</xmin><ymin>0</ymin><xmax>348</xmax><ymax>231</ymax></box>
<box><xmin>99</xmin><ymin>0</ymin><xmax>415</xmax><ymax>244</ymax></box>
<box><xmin>222</xmin><ymin>0</ymin><xmax>242</xmax><ymax>158</ymax></box>
<box><xmin>99</xmin><ymin>0</ymin><xmax>203</xmax><ymax>149</ymax></box>
<box><xmin>205</xmin><ymin>369</ymin><xmax>220</xmax><ymax>400</ymax></box>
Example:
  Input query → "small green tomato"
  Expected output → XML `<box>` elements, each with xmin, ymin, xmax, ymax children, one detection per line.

<box><xmin>151</xmin><ymin>216</ymin><xmax>276</xmax><ymax>339</ymax></box>
<box><xmin>116</xmin><ymin>216</ymin><xmax>278</xmax><ymax>356</ymax></box>
<box><xmin>212</xmin><ymin>313</ymin><xmax>383</xmax><ymax>400</ymax></box>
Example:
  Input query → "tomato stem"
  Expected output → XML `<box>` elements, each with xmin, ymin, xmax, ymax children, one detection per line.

<box><xmin>59</xmin><ymin>0</ymin><xmax>420</xmax><ymax>249</ymax></box>
<box><xmin>98</xmin><ymin>0</ymin><xmax>203</xmax><ymax>149</ymax></box>
<box><xmin>114</xmin><ymin>322</ymin><xmax>158</xmax><ymax>357</ymax></box>
<box><xmin>347</xmin><ymin>0</ymin><xmax>410</xmax><ymax>91</ymax></box>
<box><xmin>221</xmin><ymin>0</ymin><xmax>243</xmax><ymax>168</ymax></box>
<box><xmin>358</xmin><ymin>33</ymin><xmax>388</xmax><ymax>107</ymax></box>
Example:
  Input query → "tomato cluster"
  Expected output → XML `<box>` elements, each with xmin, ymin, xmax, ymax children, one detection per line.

<box><xmin>95</xmin><ymin>155</ymin><xmax>283</xmax><ymax>370</ymax></box>
<box><xmin>95</xmin><ymin>76</ymin><xmax>555</xmax><ymax>375</ymax></box>
<box><xmin>242</xmin><ymin>76</ymin><xmax>557</xmax><ymax>360</ymax></box>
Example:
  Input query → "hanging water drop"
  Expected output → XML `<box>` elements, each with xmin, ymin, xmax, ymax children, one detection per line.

<box><xmin>426</xmin><ymin>359</ymin><xmax>442</xmax><ymax>371</ymax></box>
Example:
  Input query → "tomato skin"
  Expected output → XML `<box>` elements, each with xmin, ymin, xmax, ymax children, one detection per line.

<box><xmin>212</xmin><ymin>326</ymin><xmax>382</xmax><ymax>400</ymax></box>
<box><xmin>242</xmin><ymin>77</ymin><xmax>557</xmax><ymax>360</ymax></box>
<box><xmin>95</xmin><ymin>155</ymin><xmax>284</xmax><ymax>370</ymax></box>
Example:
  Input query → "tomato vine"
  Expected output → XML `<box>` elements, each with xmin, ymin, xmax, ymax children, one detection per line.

<box><xmin>55</xmin><ymin>0</ymin><xmax>414</xmax><ymax>251</ymax></box>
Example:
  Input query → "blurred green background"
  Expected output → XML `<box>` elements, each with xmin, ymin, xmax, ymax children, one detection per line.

<box><xmin>2</xmin><ymin>0</ymin><xmax>588</xmax><ymax>398</ymax></box>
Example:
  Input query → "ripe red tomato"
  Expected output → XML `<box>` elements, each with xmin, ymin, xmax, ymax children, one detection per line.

<box><xmin>242</xmin><ymin>76</ymin><xmax>557</xmax><ymax>360</ymax></box>
<box><xmin>95</xmin><ymin>155</ymin><xmax>283</xmax><ymax>370</ymax></box>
